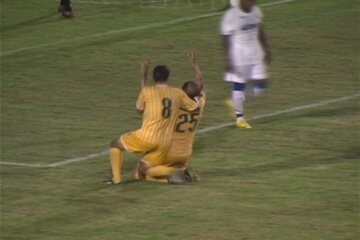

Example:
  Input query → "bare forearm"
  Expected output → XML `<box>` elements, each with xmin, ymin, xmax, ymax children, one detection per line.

<box><xmin>222</xmin><ymin>35</ymin><xmax>232</xmax><ymax>63</ymax></box>
<box><xmin>192</xmin><ymin>63</ymin><xmax>205</xmax><ymax>91</ymax></box>
<box><xmin>222</xmin><ymin>35</ymin><xmax>234</xmax><ymax>71</ymax></box>
<box><xmin>141</xmin><ymin>74</ymin><xmax>148</xmax><ymax>88</ymax></box>
<box><xmin>259</xmin><ymin>26</ymin><xmax>270</xmax><ymax>52</ymax></box>
<box><xmin>140</xmin><ymin>60</ymin><xmax>150</xmax><ymax>88</ymax></box>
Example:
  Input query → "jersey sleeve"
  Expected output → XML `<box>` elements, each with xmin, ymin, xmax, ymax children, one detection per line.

<box><xmin>136</xmin><ymin>88</ymin><xmax>147</xmax><ymax>111</ymax></box>
<box><xmin>220</xmin><ymin>9</ymin><xmax>236</xmax><ymax>35</ymax></box>
<box><xmin>255</xmin><ymin>6</ymin><xmax>263</xmax><ymax>19</ymax></box>
<box><xmin>180</xmin><ymin>91</ymin><xmax>199</xmax><ymax>112</ymax></box>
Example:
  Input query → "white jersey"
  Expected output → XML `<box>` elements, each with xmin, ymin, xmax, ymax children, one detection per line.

<box><xmin>220</xmin><ymin>6</ymin><xmax>264</xmax><ymax>66</ymax></box>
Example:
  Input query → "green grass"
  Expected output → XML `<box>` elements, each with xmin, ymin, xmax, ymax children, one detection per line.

<box><xmin>1</xmin><ymin>0</ymin><xmax>359</xmax><ymax>239</ymax></box>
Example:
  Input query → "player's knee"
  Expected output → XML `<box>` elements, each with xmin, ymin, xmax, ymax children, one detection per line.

<box><xmin>110</xmin><ymin>138</ymin><xmax>124</xmax><ymax>150</ymax></box>
<box><xmin>138</xmin><ymin>160</ymin><xmax>151</xmax><ymax>175</ymax></box>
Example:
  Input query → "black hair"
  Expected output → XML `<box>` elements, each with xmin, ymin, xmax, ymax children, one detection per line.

<box><xmin>153</xmin><ymin>65</ymin><xmax>170</xmax><ymax>83</ymax></box>
<box><xmin>182</xmin><ymin>81</ymin><xmax>200</xmax><ymax>99</ymax></box>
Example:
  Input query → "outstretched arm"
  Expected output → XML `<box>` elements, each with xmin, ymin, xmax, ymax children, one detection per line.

<box><xmin>140</xmin><ymin>60</ymin><xmax>150</xmax><ymax>89</ymax></box>
<box><xmin>188</xmin><ymin>49</ymin><xmax>205</xmax><ymax>91</ymax></box>
<box><xmin>258</xmin><ymin>25</ymin><xmax>272</xmax><ymax>65</ymax></box>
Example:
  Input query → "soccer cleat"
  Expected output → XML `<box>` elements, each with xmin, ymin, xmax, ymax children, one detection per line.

<box><xmin>167</xmin><ymin>169</ymin><xmax>188</xmax><ymax>185</ymax></box>
<box><xmin>184</xmin><ymin>168</ymin><xmax>200</xmax><ymax>182</ymax></box>
<box><xmin>103</xmin><ymin>179</ymin><xmax>121</xmax><ymax>185</ymax></box>
<box><xmin>236</xmin><ymin>119</ymin><xmax>252</xmax><ymax>129</ymax></box>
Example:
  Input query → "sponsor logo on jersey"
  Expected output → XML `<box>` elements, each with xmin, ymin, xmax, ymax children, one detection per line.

<box><xmin>241</xmin><ymin>23</ymin><xmax>258</xmax><ymax>31</ymax></box>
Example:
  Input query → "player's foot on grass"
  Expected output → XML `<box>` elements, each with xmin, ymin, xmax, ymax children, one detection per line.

<box><xmin>103</xmin><ymin>179</ymin><xmax>121</xmax><ymax>185</ymax></box>
<box><xmin>62</xmin><ymin>11</ymin><xmax>74</xmax><ymax>19</ymax></box>
<box><xmin>167</xmin><ymin>169</ymin><xmax>188</xmax><ymax>185</ymax></box>
<box><xmin>236</xmin><ymin>119</ymin><xmax>252</xmax><ymax>129</ymax></box>
<box><xmin>184</xmin><ymin>168</ymin><xmax>200</xmax><ymax>182</ymax></box>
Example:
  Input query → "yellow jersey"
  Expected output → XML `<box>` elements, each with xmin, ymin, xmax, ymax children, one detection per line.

<box><xmin>167</xmin><ymin>92</ymin><xmax>206</xmax><ymax>158</ymax></box>
<box><xmin>134</xmin><ymin>85</ymin><xmax>198</xmax><ymax>147</ymax></box>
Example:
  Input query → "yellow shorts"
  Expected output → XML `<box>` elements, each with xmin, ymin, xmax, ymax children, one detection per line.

<box><xmin>121</xmin><ymin>132</ymin><xmax>169</xmax><ymax>166</ymax></box>
<box><xmin>162</xmin><ymin>155</ymin><xmax>190</xmax><ymax>167</ymax></box>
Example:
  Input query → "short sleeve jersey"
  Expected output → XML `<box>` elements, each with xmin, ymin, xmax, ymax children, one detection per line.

<box><xmin>220</xmin><ymin>6</ymin><xmax>264</xmax><ymax>65</ymax></box>
<box><xmin>167</xmin><ymin>92</ymin><xmax>206</xmax><ymax>158</ymax></box>
<box><xmin>134</xmin><ymin>85</ymin><xmax>198</xmax><ymax>147</ymax></box>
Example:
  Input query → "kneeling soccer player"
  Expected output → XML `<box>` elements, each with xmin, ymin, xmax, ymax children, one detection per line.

<box><xmin>135</xmin><ymin>50</ymin><xmax>206</xmax><ymax>184</ymax></box>
<box><xmin>105</xmin><ymin>60</ymin><xmax>200</xmax><ymax>185</ymax></box>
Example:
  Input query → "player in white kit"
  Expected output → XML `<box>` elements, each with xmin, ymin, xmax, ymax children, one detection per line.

<box><xmin>220</xmin><ymin>0</ymin><xmax>272</xmax><ymax>128</ymax></box>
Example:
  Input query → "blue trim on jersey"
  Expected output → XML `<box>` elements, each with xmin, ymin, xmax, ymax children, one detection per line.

<box><xmin>233</xmin><ymin>82</ymin><xmax>245</xmax><ymax>91</ymax></box>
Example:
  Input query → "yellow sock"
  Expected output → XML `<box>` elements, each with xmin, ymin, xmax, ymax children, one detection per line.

<box><xmin>109</xmin><ymin>147</ymin><xmax>124</xmax><ymax>184</ymax></box>
<box><xmin>146</xmin><ymin>165</ymin><xmax>176</xmax><ymax>178</ymax></box>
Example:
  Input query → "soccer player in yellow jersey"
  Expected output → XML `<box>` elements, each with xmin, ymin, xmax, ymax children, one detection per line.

<box><xmin>136</xmin><ymin>50</ymin><xmax>206</xmax><ymax>184</ymax></box>
<box><xmin>105</xmin><ymin>61</ymin><xmax>200</xmax><ymax>185</ymax></box>
<box><xmin>165</xmin><ymin>50</ymin><xmax>206</xmax><ymax>182</ymax></box>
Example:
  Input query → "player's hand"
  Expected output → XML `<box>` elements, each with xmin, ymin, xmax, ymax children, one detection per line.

<box><xmin>264</xmin><ymin>50</ymin><xmax>272</xmax><ymax>65</ymax></box>
<box><xmin>141</xmin><ymin>60</ymin><xmax>150</xmax><ymax>74</ymax></box>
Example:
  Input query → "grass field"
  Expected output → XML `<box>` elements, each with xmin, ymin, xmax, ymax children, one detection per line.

<box><xmin>1</xmin><ymin>0</ymin><xmax>359</xmax><ymax>239</ymax></box>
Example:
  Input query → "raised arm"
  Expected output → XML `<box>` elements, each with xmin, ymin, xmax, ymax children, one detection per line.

<box><xmin>188</xmin><ymin>49</ymin><xmax>205</xmax><ymax>91</ymax></box>
<box><xmin>140</xmin><ymin>60</ymin><xmax>150</xmax><ymax>89</ymax></box>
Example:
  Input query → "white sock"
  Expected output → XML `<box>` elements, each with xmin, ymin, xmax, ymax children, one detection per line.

<box><xmin>232</xmin><ymin>90</ymin><xmax>245</xmax><ymax>121</ymax></box>
<box><xmin>253</xmin><ymin>87</ymin><xmax>265</xmax><ymax>97</ymax></box>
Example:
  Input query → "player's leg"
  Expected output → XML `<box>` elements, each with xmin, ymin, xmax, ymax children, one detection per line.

<box><xmin>136</xmin><ymin>164</ymin><xmax>178</xmax><ymax>183</ymax></box>
<box><xmin>142</xmin><ymin>154</ymin><xmax>190</xmax><ymax>184</ymax></box>
<box><xmin>106</xmin><ymin>132</ymin><xmax>157</xmax><ymax>185</ymax></box>
<box><xmin>250</xmin><ymin>63</ymin><xmax>268</xmax><ymax>96</ymax></box>
<box><xmin>132</xmin><ymin>160</ymin><xmax>169</xmax><ymax>183</ymax></box>
<box><xmin>224</xmin><ymin>68</ymin><xmax>252</xmax><ymax>129</ymax></box>
<box><xmin>143</xmin><ymin>150</ymin><xmax>177</xmax><ymax>179</ymax></box>
<box><xmin>106</xmin><ymin>137</ymin><xmax>126</xmax><ymax>184</ymax></box>
<box><xmin>167</xmin><ymin>156</ymin><xmax>200</xmax><ymax>182</ymax></box>
<box><xmin>58</xmin><ymin>0</ymin><xmax>65</xmax><ymax>12</ymax></box>
<box><xmin>61</xmin><ymin>0</ymin><xmax>73</xmax><ymax>18</ymax></box>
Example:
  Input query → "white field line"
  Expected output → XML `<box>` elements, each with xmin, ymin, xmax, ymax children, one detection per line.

<box><xmin>1</xmin><ymin>93</ymin><xmax>358</xmax><ymax>168</ymax></box>
<box><xmin>197</xmin><ymin>94</ymin><xmax>360</xmax><ymax>134</ymax></box>
<box><xmin>0</xmin><ymin>0</ymin><xmax>298</xmax><ymax>57</ymax></box>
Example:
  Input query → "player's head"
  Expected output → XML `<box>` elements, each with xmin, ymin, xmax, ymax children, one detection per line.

<box><xmin>153</xmin><ymin>65</ymin><xmax>170</xmax><ymax>83</ymax></box>
<box><xmin>240</xmin><ymin>0</ymin><xmax>255</xmax><ymax>12</ymax></box>
<box><xmin>182</xmin><ymin>81</ymin><xmax>200</xmax><ymax>99</ymax></box>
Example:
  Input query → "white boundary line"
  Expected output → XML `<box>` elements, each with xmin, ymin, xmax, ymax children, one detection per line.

<box><xmin>0</xmin><ymin>0</ymin><xmax>298</xmax><ymax>57</ymax></box>
<box><xmin>1</xmin><ymin>93</ymin><xmax>358</xmax><ymax>168</ymax></box>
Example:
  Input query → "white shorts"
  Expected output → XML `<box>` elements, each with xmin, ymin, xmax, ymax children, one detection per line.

<box><xmin>224</xmin><ymin>63</ymin><xmax>268</xmax><ymax>83</ymax></box>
